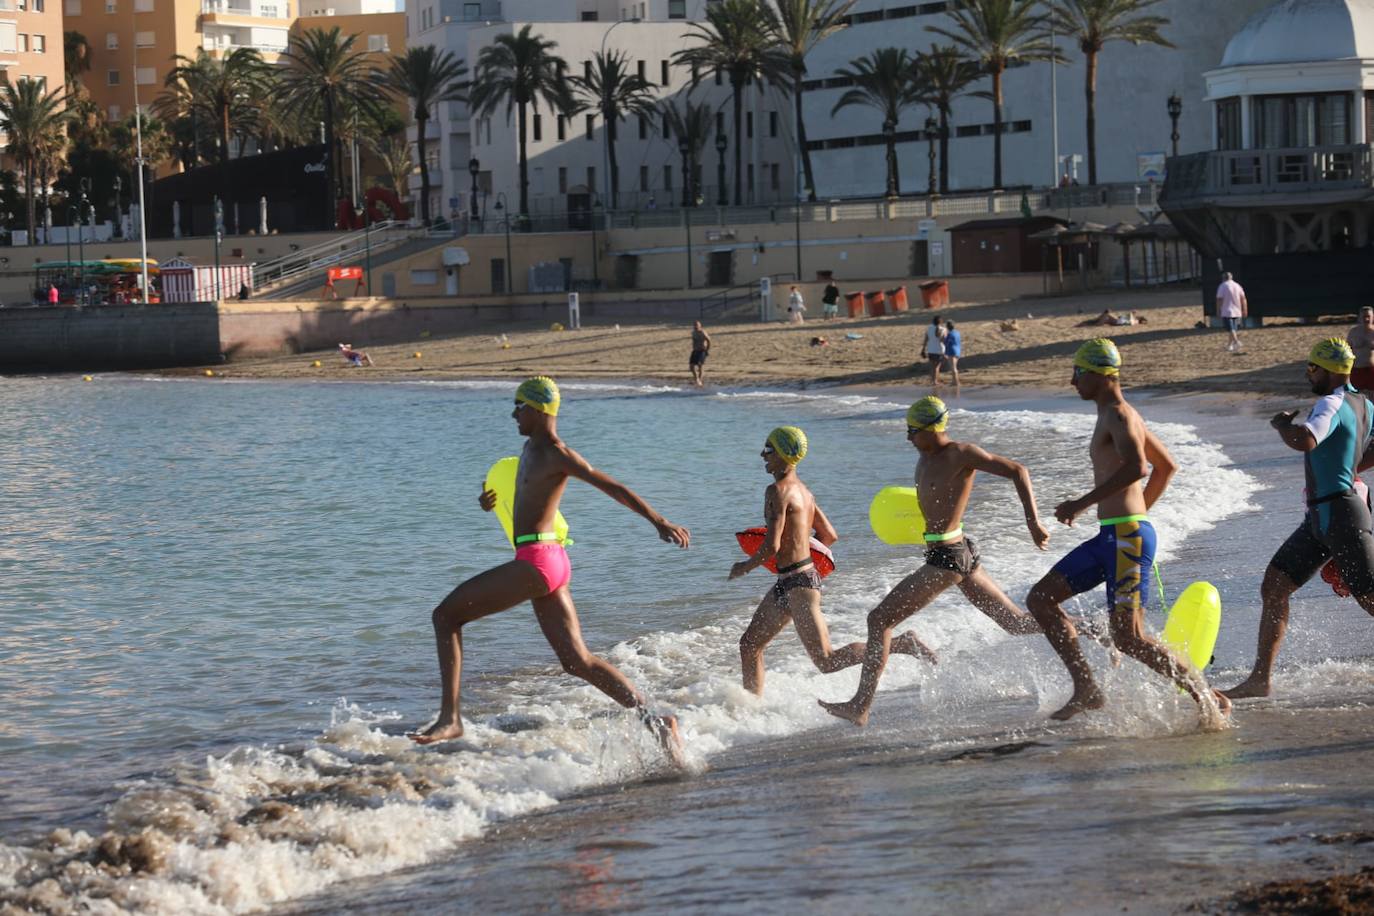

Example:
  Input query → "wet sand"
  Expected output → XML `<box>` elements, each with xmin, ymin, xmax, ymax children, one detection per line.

<box><xmin>195</xmin><ymin>288</ymin><xmax>1360</xmax><ymax>398</ymax></box>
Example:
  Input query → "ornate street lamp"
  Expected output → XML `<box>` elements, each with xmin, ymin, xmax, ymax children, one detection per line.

<box><xmin>926</xmin><ymin>116</ymin><xmax>938</xmax><ymax>196</ymax></box>
<box><xmin>213</xmin><ymin>195</ymin><xmax>224</xmax><ymax>301</ymax></box>
<box><xmin>493</xmin><ymin>192</ymin><xmax>513</xmax><ymax>293</ymax></box>
<box><xmin>468</xmin><ymin>157</ymin><xmax>480</xmax><ymax>229</ymax></box>
<box><xmin>1168</xmin><ymin>94</ymin><xmax>1182</xmax><ymax>158</ymax></box>
<box><xmin>678</xmin><ymin>138</ymin><xmax>693</xmax><ymax>287</ymax></box>
<box><xmin>715</xmin><ymin>132</ymin><xmax>727</xmax><ymax>207</ymax></box>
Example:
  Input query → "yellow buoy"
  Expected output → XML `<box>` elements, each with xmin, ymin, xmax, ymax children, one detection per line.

<box><xmin>311</xmin><ymin>360</ymin><xmax>321</xmax><ymax>368</ymax></box>
<box><xmin>82</xmin><ymin>375</ymin><xmax>93</xmax><ymax>382</ymax></box>
<box><xmin>868</xmin><ymin>486</ymin><xmax>926</xmax><ymax>544</ymax></box>
<box><xmin>413</xmin><ymin>351</ymin><xmax>422</xmax><ymax>359</ymax></box>
<box><xmin>1161</xmin><ymin>581</ymin><xmax>1221</xmax><ymax>670</ymax></box>
<box><xmin>550</xmin><ymin>322</ymin><xmax>564</xmax><ymax>331</ymax></box>
<box><xmin>501</xmin><ymin>342</ymin><xmax>511</xmax><ymax>349</ymax></box>
<box><xmin>204</xmin><ymin>369</ymin><xmax>215</xmax><ymax>377</ymax></box>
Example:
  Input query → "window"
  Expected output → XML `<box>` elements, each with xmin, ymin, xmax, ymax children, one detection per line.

<box><xmin>716</xmin><ymin>111</ymin><xmax>724</xmax><ymax>135</ymax></box>
<box><xmin>585</xmin><ymin>114</ymin><xmax>595</xmax><ymax>140</ymax></box>
<box><xmin>65</xmin><ymin>0</ymin><xmax>80</xmax><ymax>13</ymax></box>
<box><xmin>640</xmin><ymin>165</ymin><xmax>648</xmax><ymax>191</ymax></box>
<box><xmin>32</xmin><ymin>34</ymin><xmax>43</xmax><ymax>53</ymax></box>
<box><xmin>104</xmin><ymin>0</ymin><xmax>115</xmax><ymax>10</ymax></box>
<box><xmin>668</xmin><ymin>0</ymin><xmax>684</xmax><ymax>18</ymax></box>
<box><xmin>108</xmin><ymin>104</ymin><xmax>120</xmax><ymax>120</ymax></box>
<box><xmin>661</xmin><ymin>117</ymin><xmax>669</xmax><ymax>139</ymax></box>
<box><xmin>580</xmin><ymin>9</ymin><xmax>597</xmax><ymax>20</ymax></box>
<box><xmin>409</xmin><ymin>269</ymin><xmax>438</xmax><ymax>286</ymax></box>
<box><xmin>660</xmin><ymin>60</ymin><xmax>669</xmax><ymax>86</ymax></box>
<box><xmin>583</xmin><ymin>60</ymin><xmax>592</xmax><ymax>81</ymax></box>
<box><xmin>746</xmin><ymin>112</ymin><xmax>753</xmax><ymax>138</ymax></box>
<box><xmin>17</xmin><ymin>34</ymin><xmax>26</xmax><ymax>52</ymax></box>
<box><xmin>367</xmin><ymin>34</ymin><xmax>388</xmax><ymax>52</ymax></box>
<box><xmin>636</xmin><ymin>60</ymin><xmax>645</xmax><ymax>82</ymax></box>
<box><xmin>769</xmin><ymin>111</ymin><xmax>778</xmax><ymax>138</ymax></box>
<box><xmin>556</xmin><ymin>116</ymin><xmax>565</xmax><ymax>140</ymax></box>
<box><xmin>747</xmin><ymin>163</ymin><xmax>754</xmax><ymax>194</ymax></box>
<box><xmin>714</xmin><ymin>70</ymin><xmax>721</xmax><ymax>86</ymax></box>
<box><xmin>135</xmin><ymin>30</ymin><xmax>154</xmax><ymax>47</ymax></box>
<box><xmin>587</xmin><ymin>166</ymin><xmax>596</xmax><ymax>191</ymax></box>
<box><xmin>106</xmin><ymin>31</ymin><xmax>118</xmax><ymax>49</ymax></box>
<box><xmin>1216</xmin><ymin>97</ymin><xmax>1241</xmax><ymax>150</ymax></box>
<box><xmin>637</xmin><ymin>115</ymin><xmax>646</xmax><ymax>140</ymax></box>
<box><xmin>532</xmin><ymin>113</ymin><xmax>541</xmax><ymax>141</ymax></box>
<box><xmin>558</xmin><ymin>167</ymin><xmax>567</xmax><ymax>193</ymax></box>
<box><xmin>134</xmin><ymin>0</ymin><xmax>152</xmax><ymax>9</ymax></box>
<box><xmin>770</xmin><ymin>163</ymin><xmax>779</xmax><ymax>191</ymax></box>
<box><xmin>136</xmin><ymin>66</ymin><xmax>154</xmax><ymax>85</ymax></box>
<box><xmin>663</xmin><ymin>164</ymin><xmax>672</xmax><ymax>190</ymax></box>
<box><xmin>462</xmin><ymin>2</ymin><xmax>479</xmax><ymax>19</ymax></box>
<box><xmin>1253</xmin><ymin>92</ymin><xmax>1352</xmax><ymax>148</ymax></box>
<box><xmin>107</xmin><ymin>68</ymin><xmax>120</xmax><ymax>85</ymax></box>
<box><xmin>33</xmin><ymin>0</ymin><xmax>43</xmax><ymax>10</ymax></box>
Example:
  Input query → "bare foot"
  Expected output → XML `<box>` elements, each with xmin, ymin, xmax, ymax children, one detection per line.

<box><xmin>1048</xmin><ymin>687</ymin><xmax>1106</xmax><ymax>721</ymax></box>
<box><xmin>645</xmin><ymin>712</ymin><xmax>686</xmax><ymax>767</ymax></box>
<box><xmin>408</xmin><ymin>717</ymin><xmax>464</xmax><ymax>745</ymax></box>
<box><xmin>891</xmin><ymin>631</ymin><xmax>938</xmax><ymax>665</ymax></box>
<box><xmin>1219</xmin><ymin>676</ymin><xmax>1270</xmax><ymax>700</ymax></box>
<box><xmin>1212</xmin><ymin>688</ymin><xmax>1232</xmax><ymax>716</ymax></box>
<box><xmin>818</xmin><ymin>698</ymin><xmax>870</xmax><ymax>727</ymax></box>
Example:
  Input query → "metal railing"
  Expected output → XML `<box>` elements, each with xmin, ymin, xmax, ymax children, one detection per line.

<box><xmin>1163</xmin><ymin>144</ymin><xmax>1373</xmax><ymax>202</ymax></box>
<box><xmin>697</xmin><ymin>272</ymin><xmax>795</xmax><ymax>320</ymax></box>
<box><xmin>252</xmin><ymin>220</ymin><xmax>408</xmax><ymax>291</ymax></box>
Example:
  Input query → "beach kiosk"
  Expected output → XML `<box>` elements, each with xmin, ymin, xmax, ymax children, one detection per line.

<box><xmin>160</xmin><ymin>257</ymin><xmax>254</xmax><ymax>303</ymax></box>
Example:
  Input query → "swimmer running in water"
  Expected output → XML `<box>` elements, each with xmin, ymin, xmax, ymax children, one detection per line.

<box><xmin>1024</xmin><ymin>339</ymin><xmax>1230</xmax><ymax>724</ymax></box>
<box><xmin>731</xmin><ymin>427</ymin><xmax>936</xmax><ymax>695</ymax></box>
<box><xmin>410</xmin><ymin>376</ymin><xmax>691</xmax><ymax>764</ymax></box>
<box><xmin>820</xmin><ymin>397</ymin><xmax>1050</xmax><ymax>726</ymax></box>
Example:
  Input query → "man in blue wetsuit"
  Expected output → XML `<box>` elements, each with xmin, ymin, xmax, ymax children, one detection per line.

<box><xmin>1224</xmin><ymin>338</ymin><xmax>1374</xmax><ymax>699</ymax></box>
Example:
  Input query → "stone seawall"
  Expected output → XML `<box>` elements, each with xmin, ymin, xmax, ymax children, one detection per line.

<box><xmin>0</xmin><ymin>304</ymin><xmax>222</xmax><ymax>371</ymax></box>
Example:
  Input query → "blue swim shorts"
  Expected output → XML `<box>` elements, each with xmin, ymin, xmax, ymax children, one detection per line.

<box><xmin>1051</xmin><ymin>516</ymin><xmax>1157</xmax><ymax>613</ymax></box>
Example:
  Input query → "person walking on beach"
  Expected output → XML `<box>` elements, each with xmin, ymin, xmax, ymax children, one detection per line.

<box><xmin>787</xmin><ymin>286</ymin><xmax>806</xmax><ymax>324</ymax></box>
<box><xmin>1216</xmin><ymin>272</ymin><xmax>1248</xmax><ymax>353</ymax></box>
<box><xmin>1346</xmin><ymin>307</ymin><xmax>1374</xmax><ymax>393</ymax></box>
<box><xmin>943</xmin><ymin>320</ymin><xmax>962</xmax><ymax>389</ymax></box>
<box><xmin>821</xmin><ymin>279</ymin><xmax>840</xmax><ymax>319</ymax></box>
<box><xmin>921</xmin><ymin>315</ymin><xmax>946</xmax><ymax>386</ymax></box>
<box><xmin>732</xmin><ymin>426</ymin><xmax>934</xmax><ymax>695</ymax></box>
<box><xmin>1024</xmin><ymin>339</ymin><xmax>1230</xmax><ymax>723</ymax></box>
<box><xmin>410</xmin><ymin>376</ymin><xmax>690</xmax><ymax>764</ymax></box>
<box><xmin>819</xmin><ymin>397</ymin><xmax>1049</xmax><ymax>726</ymax></box>
<box><xmin>1223</xmin><ymin>339</ymin><xmax>1374</xmax><ymax>700</ymax></box>
<box><xmin>689</xmin><ymin>320</ymin><xmax>712</xmax><ymax>388</ymax></box>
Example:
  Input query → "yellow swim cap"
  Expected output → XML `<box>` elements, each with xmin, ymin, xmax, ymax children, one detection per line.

<box><xmin>906</xmin><ymin>396</ymin><xmax>949</xmax><ymax>432</ymax></box>
<box><xmin>1309</xmin><ymin>337</ymin><xmax>1354</xmax><ymax>374</ymax></box>
<box><xmin>515</xmin><ymin>376</ymin><xmax>560</xmax><ymax>416</ymax></box>
<box><xmin>1074</xmin><ymin>338</ymin><xmax>1121</xmax><ymax>376</ymax></box>
<box><xmin>766</xmin><ymin>426</ymin><xmax>808</xmax><ymax>465</ymax></box>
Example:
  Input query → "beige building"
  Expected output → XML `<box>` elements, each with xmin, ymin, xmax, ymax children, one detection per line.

<box><xmin>0</xmin><ymin>0</ymin><xmax>64</xmax><ymax>95</ymax></box>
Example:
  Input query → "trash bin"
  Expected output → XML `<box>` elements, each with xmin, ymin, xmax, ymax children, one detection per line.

<box><xmin>866</xmin><ymin>289</ymin><xmax>887</xmax><ymax>317</ymax></box>
<box><xmin>886</xmin><ymin>286</ymin><xmax>909</xmax><ymax>312</ymax></box>
<box><xmin>844</xmin><ymin>290</ymin><xmax>865</xmax><ymax>318</ymax></box>
<box><xmin>918</xmin><ymin>279</ymin><xmax>949</xmax><ymax>309</ymax></box>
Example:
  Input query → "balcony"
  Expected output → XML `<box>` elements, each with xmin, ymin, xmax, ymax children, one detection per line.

<box><xmin>1163</xmin><ymin>144</ymin><xmax>1374</xmax><ymax>206</ymax></box>
<box><xmin>0</xmin><ymin>0</ymin><xmax>16</xmax><ymax>12</ymax></box>
<box><xmin>200</xmin><ymin>0</ymin><xmax>289</xmax><ymax>21</ymax></box>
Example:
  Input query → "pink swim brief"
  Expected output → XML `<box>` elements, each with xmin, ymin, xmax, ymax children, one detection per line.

<box><xmin>514</xmin><ymin>542</ymin><xmax>572</xmax><ymax>594</ymax></box>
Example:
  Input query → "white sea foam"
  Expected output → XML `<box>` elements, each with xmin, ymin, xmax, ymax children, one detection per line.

<box><xmin>0</xmin><ymin>400</ymin><xmax>1270</xmax><ymax>914</ymax></box>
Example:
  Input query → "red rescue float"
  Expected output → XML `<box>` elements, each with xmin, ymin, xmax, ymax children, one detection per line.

<box><xmin>734</xmin><ymin>527</ymin><xmax>835</xmax><ymax>578</ymax></box>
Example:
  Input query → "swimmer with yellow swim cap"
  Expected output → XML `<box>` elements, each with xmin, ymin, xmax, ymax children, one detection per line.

<box><xmin>1224</xmin><ymin>338</ymin><xmax>1374</xmax><ymax>701</ymax></box>
<box><xmin>411</xmin><ymin>375</ymin><xmax>692</xmax><ymax>766</ymax></box>
<box><xmin>1024</xmin><ymin>339</ymin><xmax>1231</xmax><ymax>725</ymax></box>
<box><xmin>733</xmin><ymin>425</ymin><xmax>933</xmax><ymax>693</ymax></box>
<box><xmin>820</xmin><ymin>397</ymin><xmax>1051</xmax><ymax>727</ymax></box>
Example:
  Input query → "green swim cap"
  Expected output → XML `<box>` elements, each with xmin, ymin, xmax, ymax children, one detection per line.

<box><xmin>906</xmin><ymin>396</ymin><xmax>949</xmax><ymax>433</ymax></box>
<box><xmin>1074</xmin><ymin>338</ymin><xmax>1121</xmax><ymax>376</ymax></box>
<box><xmin>766</xmin><ymin>426</ymin><xmax>808</xmax><ymax>465</ymax></box>
<box><xmin>1309</xmin><ymin>337</ymin><xmax>1354</xmax><ymax>374</ymax></box>
<box><xmin>515</xmin><ymin>376</ymin><xmax>560</xmax><ymax>416</ymax></box>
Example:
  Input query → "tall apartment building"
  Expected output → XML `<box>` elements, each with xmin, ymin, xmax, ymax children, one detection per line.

<box><xmin>408</xmin><ymin>0</ymin><xmax>798</xmax><ymax>222</ymax></box>
<box><xmin>0</xmin><ymin>0</ymin><xmax>64</xmax><ymax>96</ymax></box>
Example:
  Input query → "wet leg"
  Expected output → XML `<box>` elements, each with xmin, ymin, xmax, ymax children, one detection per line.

<box><xmin>411</xmin><ymin>560</ymin><xmax>547</xmax><ymax>744</ymax></box>
<box><xmin>959</xmin><ymin>566</ymin><xmax>1041</xmax><ymax>635</ymax></box>
<box><xmin>1109</xmin><ymin>602</ymin><xmax>1231</xmax><ymax>720</ymax></box>
<box><xmin>819</xmin><ymin>566</ymin><xmax>958</xmax><ymax>726</ymax></box>
<box><xmin>1222</xmin><ymin>564</ymin><xmax>1298</xmax><ymax>699</ymax></box>
<box><xmin>740</xmin><ymin>592</ymin><xmax>791</xmax><ymax>695</ymax></box>
<box><xmin>1026</xmin><ymin>571</ymin><xmax>1104</xmax><ymax>720</ymax></box>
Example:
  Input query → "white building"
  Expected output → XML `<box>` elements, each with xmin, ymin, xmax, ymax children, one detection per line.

<box><xmin>407</xmin><ymin>0</ymin><xmax>798</xmax><ymax>222</ymax></box>
<box><xmin>804</xmin><ymin>0</ymin><xmax>1275</xmax><ymax>196</ymax></box>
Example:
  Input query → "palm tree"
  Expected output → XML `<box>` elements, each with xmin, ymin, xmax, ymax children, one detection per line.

<box><xmin>831</xmin><ymin>48</ymin><xmax>925</xmax><ymax>197</ymax></box>
<box><xmin>569</xmin><ymin>50</ymin><xmax>657</xmax><ymax>209</ymax></box>
<box><xmin>674</xmin><ymin>0</ymin><xmax>790</xmax><ymax>205</ymax></box>
<box><xmin>385</xmin><ymin>46</ymin><xmax>468</xmax><ymax>225</ymax></box>
<box><xmin>659</xmin><ymin>96</ymin><xmax>713</xmax><ymax>206</ymax></box>
<box><xmin>469</xmin><ymin>25</ymin><xmax>572</xmax><ymax>220</ymax></box>
<box><xmin>771</xmin><ymin>0</ymin><xmax>856</xmax><ymax>201</ymax></box>
<box><xmin>928</xmin><ymin>0</ymin><xmax>1059</xmax><ymax>189</ymax></box>
<box><xmin>912</xmin><ymin>44</ymin><xmax>983</xmax><ymax>193</ymax></box>
<box><xmin>0</xmin><ymin>79</ymin><xmax>68</xmax><ymax>242</ymax></box>
<box><xmin>63</xmin><ymin>31</ymin><xmax>92</xmax><ymax>92</ymax></box>
<box><xmin>1051</xmin><ymin>0</ymin><xmax>1173</xmax><ymax>185</ymax></box>
<box><xmin>279</xmin><ymin>26</ymin><xmax>390</xmax><ymax>222</ymax></box>
<box><xmin>161</xmin><ymin>49</ymin><xmax>274</xmax><ymax>191</ymax></box>
<box><xmin>371</xmin><ymin>133</ymin><xmax>414</xmax><ymax>213</ymax></box>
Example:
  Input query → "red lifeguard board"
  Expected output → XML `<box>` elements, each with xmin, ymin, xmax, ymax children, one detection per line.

<box><xmin>323</xmin><ymin>266</ymin><xmax>365</xmax><ymax>298</ymax></box>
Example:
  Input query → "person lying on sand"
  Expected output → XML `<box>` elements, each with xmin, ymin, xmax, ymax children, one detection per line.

<box><xmin>819</xmin><ymin>397</ymin><xmax>1049</xmax><ymax>726</ymax></box>
<box><xmin>409</xmin><ymin>376</ymin><xmax>689</xmax><ymax>765</ymax></box>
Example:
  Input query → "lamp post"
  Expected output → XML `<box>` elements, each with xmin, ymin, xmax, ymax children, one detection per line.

<box><xmin>882</xmin><ymin>118</ymin><xmax>897</xmax><ymax>198</ymax></box>
<box><xmin>355</xmin><ymin>205</ymin><xmax>373</xmax><ymax>295</ymax></box>
<box><xmin>1167</xmin><ymin>94</ymin><xmax>1182</xmax><ymax>158</ymax></box>
<box><xmin>926</xmin><ymin>116</ymin><xmax>938</xmax><ymax>196</ymax></box>
<box><xmin>715</xmin><ymin>132</ymin><xmax>727</xmax><ymax>207</ymax></box>
<box><xmin>678</xmin><ymin>137</ymin><xmax>692</xmax><ymax>209</ymax></box>
<box><xmin>213</xmin><ymin>195</ymin><xmax>224</xmax><ymax>301</ymax></box>
<box><xmin>112</xmin><ymin>175</ymin><xmax>122</xmax><ymax>238</ymax></box>
<box><xmin>468</xmin><ymin>157</ymin><xmax>480</xmax><ymax>230</ymax></box>
<box><xmin>77</xmin><ymin>192</ymin><xmax>88</xmax><ymax>303</ymax></box>
<box><xmin>63</xmin><ymin>205</ymin><xmax>73</xmax><ymax>279</ymax></box>
<box><xmin>599</xmin><ymin>16</ymin><xmax>640</xmax><ymax>212</ymax></box>
<box><xmin>590</xmin><ymin>197</ymin><xmax>600</xmax><ymax>287</ymax></box>
<box><xmin>494</xmin><ymin>192</ymin><xmax>513</xmax><ymax>294</ymax></box>
<box><xmin>794</xmin><ymin>186</ymin><xmax>810</xmax><ymax>281</ymax></box>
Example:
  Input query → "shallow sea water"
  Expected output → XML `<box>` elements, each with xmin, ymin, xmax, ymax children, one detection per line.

<box><xmin>1</xmin><ymin>377</ymin><xmax>1372</xmax><ymax>914</ymax></box>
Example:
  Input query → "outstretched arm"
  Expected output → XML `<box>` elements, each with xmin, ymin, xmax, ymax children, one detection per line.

<box><xmin>965</xmin><ymin>446</ymin><xmax>1049</xmax><ymax>549</ymax></box>
<box><xmin>560</xmin><ymin>446</ymin><xmax>690</xmax><ymax>547</ymax></box>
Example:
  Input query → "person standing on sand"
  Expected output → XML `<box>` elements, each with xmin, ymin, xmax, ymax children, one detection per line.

<box><xmin>920</xmin><ymin>315</ymin><xmax>946</xmax><ymax>386</ymax></box>
<box><xmin>943</xmin><ymin>320</ymin><xmax>962</xmax><ymax>389</ymax></box>
<box><xmin>819</xmin><ymin>397</ymin><xmax>1050</xmax><ymax>726</ymax></box>
<box><xmin>732</xmin><ymin>426</ymin><xmax>935</xmax><ymax>695</ymax></box>
<box><xmin>1346</xmin><ymin>307</ymin><xmax>1374</xmax><ymax>394</ymax></box>
<box><xmin>1216</xmin><ymin>271</ymin><xmax>1248</xmax><ymax>354</ymax></box>
<box><xmin>1023</xmin><ymin>339</ymin><xmax>1230</xmax><ymax>724</ymax></box>
<box><xmin>821</xmin><ymin>279</ymin><xmax>840</xmax><ymax>319</ymax></box>
<box><xmin>788</xmin><ymin>286</ymin><xmax>806</xmax><ymax>324</ymax></box>
<box><xmin>690</xmin><ymin>320</ymin><xmax>712</xmax><ymax>388</ymax></box>
<box><xmin>1223</xmin><ymin>339</ymin><xmax>1374</xmax><ymax>701</ymax></box>
<box><xmin>410</xmin><ymin>376</ymin><xmax>690</xmax><ymax>765</ymax></box>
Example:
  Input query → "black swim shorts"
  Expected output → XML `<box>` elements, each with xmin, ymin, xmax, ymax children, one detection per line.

<box><xmin>1271</xmin><ymin>491</ymin><xmax>1374</xmax><ymax>597</ymax></box>
<box><xmin>772</xmin><ymin>567</ymin><xmax>822</xmax><ymax>602</ymax></box>
<box><xmin>924</xmin><ymin>535</ymin><xmax>981</xmax><ymax>578</ymax></box>
<box><xmin>689</xmin><ymin>349</ymin><xmax>709</xmax><ymax>366</ymax></box>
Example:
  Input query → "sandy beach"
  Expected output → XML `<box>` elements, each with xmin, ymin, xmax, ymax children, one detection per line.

<box><xmin>194</xmin><ymin>287</ymin><xmax>1362</xmax><ymax>398</ymax></box>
